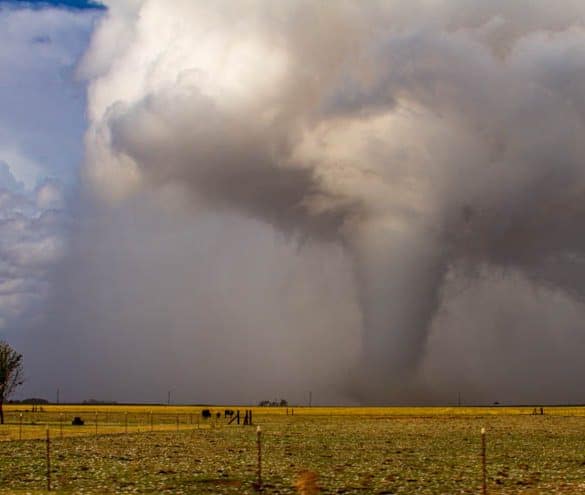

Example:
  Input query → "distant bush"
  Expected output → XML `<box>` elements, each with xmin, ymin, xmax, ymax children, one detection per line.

<box><xmin>258</xmin><ymin>399</ymin><xmax>288</xmax><ymax>407</ymax></box>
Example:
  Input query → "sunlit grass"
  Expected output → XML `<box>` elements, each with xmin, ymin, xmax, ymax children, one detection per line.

<box><xmin>2</xmin><ymin>404</ymin><xmax>585</xmax><ymax>441</ymax></box>
<box><xmin>6</xmin><ymin>404</ymin><xmax>585</xmax><ymax>416</ymax></box>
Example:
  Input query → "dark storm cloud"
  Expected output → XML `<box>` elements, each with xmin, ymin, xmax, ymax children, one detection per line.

<box><xmin>107</xmin><ymin>88</ymin><xmax>359</xmax><ymax>241</ymax></box>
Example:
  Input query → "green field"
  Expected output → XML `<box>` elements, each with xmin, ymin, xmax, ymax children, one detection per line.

<box><xmin>1</xmin><ymin>406</ymin><xmax>585</xmax><ymax>494</ymax></box>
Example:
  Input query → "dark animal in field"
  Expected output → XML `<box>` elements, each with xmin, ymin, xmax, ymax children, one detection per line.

<box><xmin>72</xmin><ymin>416</ymin><xmax>84</xmax><ymax>426</ymax></box>
<box><xmin>201</xmin><ymin>409</ymin><xmax>211</xmax><ymax>419</ymax></box>
<box><xmin>224</xmin><ymin>409</ymin><xmax>234</xmax><ymax>418</ymax></box>
<box><xmin>216</xmin><ymin>412</ymin><xmax>221</xmax><ymax>419</ymax></box>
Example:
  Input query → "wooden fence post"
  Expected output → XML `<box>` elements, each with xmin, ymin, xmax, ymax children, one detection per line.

<box><xmin>256</xmin><ymin>426</ymin><xmax>262</xmax><ymax>490</ymax></box>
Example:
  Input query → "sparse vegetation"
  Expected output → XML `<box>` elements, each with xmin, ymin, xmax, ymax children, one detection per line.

<box><xmin>1</xmin><ymin>405</ymin><xmax>585</xmax><ymax>493</ymax></box>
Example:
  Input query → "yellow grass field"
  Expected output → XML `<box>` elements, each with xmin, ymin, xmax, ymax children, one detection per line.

<box><xmin>7</xmin><ymin>404</ymin><xmax>585</xmax><ymax>415</ymax></box>
<box><xmin>2</xmin><ymin>404</ymin><xmax>584</xmax><ymax>441</ymax></box>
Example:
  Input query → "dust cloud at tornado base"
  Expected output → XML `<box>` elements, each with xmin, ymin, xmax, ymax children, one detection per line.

<box><xmin>21</xmin><ymin>0</ymin><xmax>585</xmax><ymax>404</ymax></box>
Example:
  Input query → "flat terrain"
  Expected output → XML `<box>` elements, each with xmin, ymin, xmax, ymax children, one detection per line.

<box><xmin>1</xmin><ymin>406</ymin><xmax>585</xmax><ymax>494</ymax></box>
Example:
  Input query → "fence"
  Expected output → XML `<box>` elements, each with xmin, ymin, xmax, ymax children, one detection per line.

<box><xmin>0</xmin><ymin>408</ymin><xmax>254</xmax><ymax>441</ymax></box>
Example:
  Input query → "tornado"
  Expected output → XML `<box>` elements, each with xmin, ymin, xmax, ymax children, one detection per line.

<box><xmin>72</xmin><ymin>0</ymin><xmax>585</xmax><ymax>403</ymax></box>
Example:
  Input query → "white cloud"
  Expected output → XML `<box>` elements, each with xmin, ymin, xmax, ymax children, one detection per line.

<box><xmin>35</xmin><ymin>178</ymin><xmax>66</xmax><ymax>210</ymax></box>
<box><xmin>0</xmin><ymin>163</ymin><xmax>68</xmax><ymax>330</ymax></box>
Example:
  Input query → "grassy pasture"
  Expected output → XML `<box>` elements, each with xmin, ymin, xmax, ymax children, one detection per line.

<box><xmin>1</xmin><ymin>406</ymin><xmax>585</xmax><ymax>494</ymax></box>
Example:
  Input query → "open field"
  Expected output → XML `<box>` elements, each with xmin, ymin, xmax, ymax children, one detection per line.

<box><xmin>1</xmin><ymin>406</ymin><xmax>585</xmax><ymax>494</ymax></box>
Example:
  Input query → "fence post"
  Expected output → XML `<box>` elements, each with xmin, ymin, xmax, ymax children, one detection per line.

<box><xmin>46</xmin><ymin>426</ymin><xmax>51</xmax><ymax>491</ymax></box>
<box><xmin>256</xmin><ymin>426</ymin><xmax>262</xmax><ymax>490</ymax></box>
<box><xmin>481</xmin><ymin>427</ymin><xmax>487</xmax><ymax>495</ymax></box>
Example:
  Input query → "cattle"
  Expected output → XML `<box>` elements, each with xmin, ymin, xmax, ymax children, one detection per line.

<box><xmin>201</xmin><ymin>409</ymin><xmax>212</xmax><ymax>419</ymax></box>
<box><xmin>224</xmin><ymin>409</ymin><xmax>235</xmax><ymax>418</ymax></box>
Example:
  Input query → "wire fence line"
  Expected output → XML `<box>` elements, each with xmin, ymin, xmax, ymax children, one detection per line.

<box><xmin>0</xmin><ymin>409</ymin><xmax>245</xmax><ymax>441</ymax></box>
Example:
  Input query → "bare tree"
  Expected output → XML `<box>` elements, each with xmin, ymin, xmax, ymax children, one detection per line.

<box><xmin>0</xmin><ymin>341</ymin><xmax>23</xmax><ymax>425</ymax></box>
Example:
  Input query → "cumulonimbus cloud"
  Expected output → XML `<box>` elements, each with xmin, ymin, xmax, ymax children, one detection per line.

<box><xmin>76</xmin><ymin>0</ymin><xmax>585</xmax><ymax>402</ymax></box>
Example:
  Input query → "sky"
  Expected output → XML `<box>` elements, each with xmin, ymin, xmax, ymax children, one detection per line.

<box><xmin>3</xmin><ymin>1</ymin><xmax>104</xmax><ymax>10</ymax></box>
<box><xmin>0</xmin><ymin>1</ymin><xmax>99</xmax><ymax>336</ymax></box>
<box><xmin>4</xmin><ymin>0</ymin><xmax>585</xmax><ymax>406</ymax></box>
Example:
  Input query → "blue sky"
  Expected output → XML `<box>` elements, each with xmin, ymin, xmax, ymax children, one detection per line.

<box><xmin>0</xmin><ymin>0</ymin><xmax>105</xmax><ymax>189</ymax></box>
<box><xmin>0</xmin><ymin>2</ymin><xmax>101</xmax><ymax>188</ymax></box>
<box><xmin>0</xmin><ymin>0</ymin><xmax>102</xmax><ymax>336</ymax></box>
<box><xmin>0</xmin><ymin>0</ymin><xmax>105</xmax><ymax>10</ymax></box>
